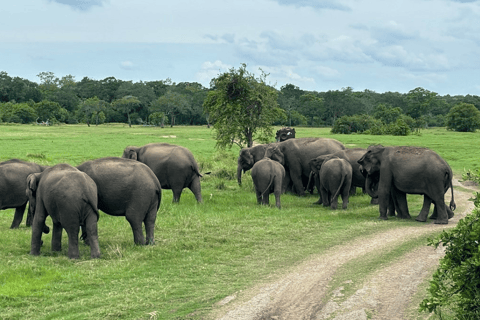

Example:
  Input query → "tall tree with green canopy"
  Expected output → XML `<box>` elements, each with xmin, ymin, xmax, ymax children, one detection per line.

<box><xmin>112</xmin><ymin>95</ymin><xmax>141</xmax><ymax>127</ymax></box>
<box><xmin>203</xmin><ymin>64</ymin><xmax>286</xmax><ymax>148</ymax></box>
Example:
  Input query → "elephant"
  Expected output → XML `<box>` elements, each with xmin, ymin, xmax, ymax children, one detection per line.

<box><xmin>122</xmin><ymin>143</ymin><xmax>202</xmax><ymax>203</ymax></box>
<box><xmin>77</xmin><ymin>157</ymin><xmax>161</xmax><ymax>244</ymax></box>
<box><xmin>251</xmin><ymin>158</ymin><xmax>286</xmax><ymax>209</ymax></box>
<box><xmin>264</xmin><ymin>138</ymin><xmax>346</xmax><ymax>196</ymax></box>
<box><xmin>237</xmin><ymin>143</ymin><xmax>276</xmax><ymax>185</ymax></box>
<box><xmin>0</xmin><ymin>159</ymin><xmax>48</xmax><ymax>230</ymax></box>
<box><xmin>311</xmin><ymin>156</ymin><xmax>352</xmax><ymax>209</ymax></box>
<box><xmin>308</xmin><ymin>148</ymin><xmax>367</xmax><ymax>196</ymax></box>
<box><xmin>27</xmin><ymin>164</ymin><xmax>100</xmax><ymax>259</ymax></box>
<box><xmin>275</xmin><ymin>127</ymin><xmax>296</xmax><ymax>142</ymax></box>
<box><xmin>357</xmin><ymin>145</ymin><xmax>455</xmax><ymax>224</ymax></box>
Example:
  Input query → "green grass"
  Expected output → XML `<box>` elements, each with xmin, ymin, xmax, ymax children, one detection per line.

<box><xmin>0</xmin><ymin>124</ymin><xmax>478</xmax><ymax>319</ymax></box>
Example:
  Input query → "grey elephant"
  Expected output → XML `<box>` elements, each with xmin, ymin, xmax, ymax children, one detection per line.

<box><xmin>251</xmin><ymin>158</ymin><xmax>286</xmax><ymax>209</ymax></box>
<box><xmin>264</xmin><ymin>138</ymin><xmax>345</xmax><ymax>196</ymax></box>
<box><xmin>275</xmin><ymin>127</ymin><xmax>296</xmax><ymax>142</ymax></box>
<box><xmin>237</xmin><ymin>143</ymin><xmax>275</xmax><ymax>186</ymax></box>
<box><xmin>0</xmin><ymin>159</ymin><xmax>49</xmax><ymax>230</ymax></box>
<box><xmin>27</xmin><ymin>164</ymin><xmax>100</xmax><ymax>259</ymax></box>
<box><xmin>311</xmin><ymin>156</ymin><xmax>352</xmax><ymax>209</ymax></box>
<box><xmin>77</xmin><ymin>157</ymin><xmax>161</xmax><ymax>244</ymax></box>
<box><xmin>122</xmin><ymin>143</ymin><xmax>202</xmax><ymax>203</ymax></box>
<box><xmin>357</xmin><ymin>145</ymin><xmax>455</xmax><ymax>224</ymax></box>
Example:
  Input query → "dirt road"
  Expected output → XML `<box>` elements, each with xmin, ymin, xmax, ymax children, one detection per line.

<box><xmin>213</xmin><ymin>178</ymin><xmax>477</xmax><ymax>320</ymax></box>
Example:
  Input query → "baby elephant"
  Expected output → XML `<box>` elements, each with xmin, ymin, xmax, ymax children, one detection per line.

<box><xmin>251</xmin><ymin>158</ymin><xmax>285</xmax><ymax>209</ymax></box>
<box><xmin>311</xmin><ymin>156</ymin><xmax>353</xmax><ymax>210</ymax></box>
<box><xmin>27</xmin><ymin>164</ymin><xmax>100</xmax><ymax>259</ymax></box>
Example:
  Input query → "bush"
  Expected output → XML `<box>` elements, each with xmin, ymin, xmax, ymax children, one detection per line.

<box><xmin>446</xmin><ymin>103</ymin><xmax>480</xmax><ymax>132</ymax></box>
<box><xmin>420</xmin><ymin>169</ymin><xmax>480</xmax><ymax>318</ymax></box>
<box><xmin>331</xmin><ymin>115</ymin><xmax>382</xmax><ymax>134</ymax></box>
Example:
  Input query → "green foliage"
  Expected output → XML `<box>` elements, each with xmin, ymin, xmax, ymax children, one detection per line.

<box><xmin>203</xmin><ymin>63</ymin><xmax>286</xmax><ymax>148</ymax></box>
<box><xmin>331</xmin><ymin>114</ymin><xmax>383</xmax><ymax>134</ymax></box>
<box><xmin>151</xmin><ymin>90</ymin><xmax>189</xmax><ymax>127</ymax></box>
<box><xmin>0</xmin><ymin>102</ymin><xmax>37</xmax><ymax>123</ymax></box>
<box><xmin>148</xmin><ymin>111</ymin><xmax>166</xmax><ymax>126</ymax></box>
<box><xmin>446</xmin><ymin>103</ymin><xmax>480</xmax><ymax>132</ymax></box>
<box><xmin>373</xmin><ymin>103</ymin><xmax>402</xmax><ymax>124</ymax></box>
<box><xmin>112</xmin><ymin>95</ymin><xmax>141</xmax><ymax>127</ymax></box>
<box><xmin>420</xmin><ymin>168</ymin><xmax>480</xmax><ymax>318</ymax></box>
<box><xmin>420</xmin><ymin>210</ymin><xmax>480</xmax><ymax>318</ymax></box>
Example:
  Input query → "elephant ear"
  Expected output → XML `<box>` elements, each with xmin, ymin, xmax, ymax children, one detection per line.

<box><xmin>124</xmin><ymin>147</ymin><xmax>138</xmax><ymax>160</ymax></box>
<box><xmin>26</xmin><ymin>173</ymin><xmax>40</xmax><ymax>192</ymax></box>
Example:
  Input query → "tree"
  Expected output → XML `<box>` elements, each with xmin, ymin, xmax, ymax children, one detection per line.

<box><xmin>151</xmin><ymin>91</ymin><xmax>189</xmax><ymax>127</ymax></box>
<box><xmin>373</xmin><ymin>104</ymin><xmax>402</xmax><ymax>124</ymax></box>
<box><xmin>34</xmin><ymin>100</ymin><xmax>68</xmax><ymax>123</ymax></box>
<box><xmin>79</xmin><ymin>97</ymin><xmax>107</xmax><ymax>126</ymax></box>
<box><xmin>446</xmin><ymin>103</ymin><xmax>480</xmax><ymax>132</ymax></box>
<box><xmin>203</xmin><ymin>64</ymin><xmax>286</xmax><ymax>148</ymax></box>
<box><xmin>112</xmin><ymin>95</ymin><xmax>141</xmax><ymax>127</ymax></box>
<box><xmin>405</xmin><ymin>87</ymin><xmax>437</xmax><ymax>119</ymax></box>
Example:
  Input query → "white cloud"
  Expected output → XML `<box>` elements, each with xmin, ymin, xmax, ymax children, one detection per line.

<box><xmin>120</xmin><ymin>61</ymin><xmax>135</xmax><ymax>70</ymax></box>
<box><xmin>195</xmin><ymin>60</ymin><xmax>232</xmax><ymax>86</ymax></box>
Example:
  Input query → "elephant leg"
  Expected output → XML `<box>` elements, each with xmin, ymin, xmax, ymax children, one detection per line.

<box><xmin>274</xmin><ymin>193</ymin><xmax>281</xmax><ymax>209</ymax></box>
<box><xmin>446</xmin><ymin>205</ymin><xmax>454</xmax><ymax>219</ymax></box>
<box><xmin>30</xmin><ymin>209</ymin><xmax>47</xmax><ymax>256</ymax></box>
<box><xmin>320</xmin><ymin>187</ymin><xmax>329</xmax><ymax>207</ymax></box>
<box><xmin>172</xmin><ymin>188</ymin><xmax>182</xmax><ymax>203</ymax></box>
<box><xmin>349</xmin><ymin>185</ymin><xmax>356</xmax><ymax>196</ymax></box>
<box><xmin>370</xmin><ymin>197</ymin><xmax>379</xmax><ymax>205</ymax></box>
<box><xmin>65</xmin><ymin>226</ymin><xmax>80</xmax><ymax>259</ymax></box>
<box><xmin>125</xmin><ymin>212</ymin><xmax>146</xmax><ymax>245</ymax></box>
<box><xmin>395</xmin><ymin>191</ymin><xmax>411</xmax><ymax>219</ymax></box>
<box><xmin>256</xmin><ymin>190</ymin><xmax>262</xmax><ymax>205</ymax></box>
<box><xmin>330</xmin><ymin>193</ymin><xmax>338</xmax><ymax>210</ymax></box>
<box><xmin>433</xmin><ymin>198</ymin><xmax>449</xmax><ymax>224</ymax></box>
<box><xmin>85</xmin><ymin>214</ymin><xmax>100</xmax><ymax>258</ymax></box>
<box><xmin>290</xmin><ymin>169</ymin><xmax>305</xmax><ymax>196</ymax></box>
<box><xmin>144</xmin><ymin>207</ymin><xmax>157</xmax><ymax>245</ymax></box>
<box><xmin>10</xmin><ymin>203</ymin><xmax>27</xmax><ymax>229</ymax></box>
<box><xmin>341</xmin><ymin>187</ymin><xmax>350</xmax><ymax>210</ymax></box>
<box><xmin>262</xmin><ymin>193</ymin><xmax>270</xmax><ymax>205</ymax></box>
<box><xmin>416</xmin><ymin>195</ymin><xmax>432</xmax><ymax>222</ymax></box>
<box><xmin>189</xmin><ymin>177</ymin><xmax>203</xmax><ymax>203</ymax></box>
<box><xmin>51</xmin><ymin>222</ymin><xmax>63</xmax><ymax>252</ymax></box>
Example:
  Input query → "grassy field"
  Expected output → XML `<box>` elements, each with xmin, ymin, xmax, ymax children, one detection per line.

<box><xmin>0</xmin><ymin>124</ymin><xmax>479</xmax><ymax>319</ymax></box>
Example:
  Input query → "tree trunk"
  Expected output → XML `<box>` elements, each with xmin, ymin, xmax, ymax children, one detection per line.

<box><xmin>127</xmin><ymin>113</ymin><xmax>131</xmax><ymax>127</ymax></box>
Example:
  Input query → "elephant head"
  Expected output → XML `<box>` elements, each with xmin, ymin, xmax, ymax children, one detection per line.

<box><xmin>237</xmin><ymin>149</ymin><xmax>255</xmax><ymax>185</ymax></box>
<box><xmin>275</xmin><ymin>127</ymin><xmax>296</xmax><ymax>142</ymax></box>
<box><xmin>265</xmin><ymin>145</ymin><xmax>285</xmax><ymax>166</ymax></box>
<box><xmin>308</xmin><ymin>155</ymin><xmax>338</xmax><ymax>175</ymax></box>
<box><xmin>122</xmin><ymin>146</ymin><xmax>139</xmax><ymax>160</ymax></box>
<box><xmin>357</xmin><ymin>145</ymin><xmax>384</xmax><ymax>176</ymax></box>
<box><xmin>357</xmin><ymin>144</ymin><xmax>386</xmax><ymax>199</ymax></box>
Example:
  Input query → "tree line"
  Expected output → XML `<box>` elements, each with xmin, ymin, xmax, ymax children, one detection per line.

<box><xmin>1</xmin><ymin>70</ymin><xmax>480</xmax><ymax>129</ymax></box>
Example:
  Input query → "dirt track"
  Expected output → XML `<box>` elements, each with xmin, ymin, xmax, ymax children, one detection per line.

<box><xmin>212</xmin><ymin>178</ymin><xmax>477</xmax><ymax>320</ymax></box>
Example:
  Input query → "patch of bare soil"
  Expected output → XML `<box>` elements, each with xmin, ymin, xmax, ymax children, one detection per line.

<box><xmin>212</xmin><ymin>178</ymin><xmax>477</xmax><ymax>320</ymax></box>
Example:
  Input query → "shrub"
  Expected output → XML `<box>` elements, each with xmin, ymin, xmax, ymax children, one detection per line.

<box><xmin>331</xmin><ymin>115</ymin><xmax>382</xmax><ymax>134</ymax></box>
<box><xmin>446</xmin><ymin>103</ymin><xmax>480</xmax><ymax>132</ymax></box>
<box><xmin>420</xmin><ymin>169</ymin><xmax>480</xmax><ymax>318</ymax></box>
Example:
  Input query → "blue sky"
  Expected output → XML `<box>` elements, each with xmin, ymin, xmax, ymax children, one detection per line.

<box><xmin>1</xmin><ymin>0</ymin><xmax>480</xmax><ymax>95</ymax></box>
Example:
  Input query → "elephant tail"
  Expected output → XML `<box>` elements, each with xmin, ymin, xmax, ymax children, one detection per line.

<box><xmin>448</xmin><ymin>172</ymin><xmax>456</xmax><ymax>212</ymax></box>
<box><xmin>331</xmin><ymin>172</ymin><xmax>346</xmax><ymax>204</ymax></box>
<box><xmin>191</xmin><ymin>164</ymin><xmax>203</xmax><ymax>178</ymax></box>
<box><xmin>261</xmin><ymin>173</ymin><xmax>275</xmax><ymax>198</ymax></box>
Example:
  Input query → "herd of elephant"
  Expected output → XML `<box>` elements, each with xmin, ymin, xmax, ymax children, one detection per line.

<box><xmin>238</xmin><ymin>137</ymin><xmax>456</xmax><ymax>224</ymax></box>
<box><xmin>0</xmin><ymin>136</ymin><xmax>456</xmax><ymax>260</ymax></box>
<box><xmin>0</xmin><ymin>143</ymin><xmax>203</xmax><ymax>259</ymax></box>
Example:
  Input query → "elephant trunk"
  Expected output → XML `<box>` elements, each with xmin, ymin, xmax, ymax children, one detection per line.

<box><xmin>364</xmin><ymin>174</ymin><xmax>378</xmax><ymax>199</ymax></box>
<box><xmin>237</xmin><ymin>161</ymin><xmax>243</xmax><ymax>186</ymax></box>
<box><xmin>307</xmin><ymin>171</ymin><xmax>315</xmax><ymax>194</ymax></box>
